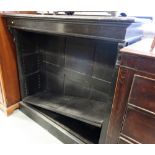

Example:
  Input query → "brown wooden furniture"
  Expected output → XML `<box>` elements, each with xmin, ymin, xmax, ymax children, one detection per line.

<box><xmin>106</xmin><ymin>38</ymin><xmax>155</xmax><ymax>144</ymax></box>
<box><xmin>0</xmin><ymin>15</ymin><xmax>20</xmax><ymax>115</ymax></box>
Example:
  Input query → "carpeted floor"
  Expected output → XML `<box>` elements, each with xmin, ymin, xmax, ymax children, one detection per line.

<box><xmin>0</xmin><ymin>109</ymin><xmax>62</xmax><ymax>144</ymax></box>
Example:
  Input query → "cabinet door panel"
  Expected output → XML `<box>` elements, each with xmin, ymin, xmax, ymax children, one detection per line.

<box><xmin>129</xmin><ymin>75</ymin><xmax>155</xmax><ymax>113</ymax></box>
<box><xmin>122</xmin><ymin>108</ymin><xmax>155</xmax><ymax>144</ymax></box>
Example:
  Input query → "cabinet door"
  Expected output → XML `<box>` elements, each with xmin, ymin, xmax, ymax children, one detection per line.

<box><xmin>121</xmin><ymin>107</ymin><xmax>155</xmax><ymax>144</ymax></box>
<box><xmin>121</xmin><ymin>75</ymin><xmax>155</xmax><ymax>144</ymax></box>
<box><xmin>129</xmin><ymin>75</ymin><xmax>155</xmax><ymax>113</ymax></box>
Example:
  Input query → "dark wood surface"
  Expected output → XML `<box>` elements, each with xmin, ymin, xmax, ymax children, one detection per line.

<box><xmin>3</xmin><ymin>13</ymin><xmax>139</xmax><ymax>22</ymax></box>
<box><xmin>122</xmin><ymin>107</ymin><xmax>155</xmax><ymax>144</ymax></box>
<box><xmin>13</xmin><ymin>27</ymin><xmax>116</xmax><ymax>143</ymax></box>
<box><xmin>20</xmin><ymin>102</ymin><xmax>84</xmax><ymax>144</ymax></box>
<box><xmin>0</xmin><ymin>15</ymin><xmax>20</xmax><ymax>112</ymax></box>
<box><xmin>3</xmin><ymin>14</ymin><xmax>143</xmax><ymax>42</ymax></box>
<box><xmin>105</xmin><ymin>67</ymin><xmax>134</xmax><ymax>143</ymax></box>
<box><xmin>106</xmin><ymin>38</ymin><xmax>155</xmax><ymax>144</ymax></box>
<box><xmin>129</xmin><ymin>75</ymin><xmax>155</xmax><ymax>113</ymax></box>
<box><xmin>3</xmin><ymin>14</ymin><xmax>144</xmax><ymax>143</ymax></box>
<box><xmin>23</xmin><ymin>91</ymin><xmax>107</xmax><ymax>127</ymax></box>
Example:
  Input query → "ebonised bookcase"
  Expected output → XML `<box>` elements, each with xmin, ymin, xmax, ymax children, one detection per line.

<box><xmin>3</xmin><ymin>14</ymin><xmax>143</xmax><ymax>143</ymax></box>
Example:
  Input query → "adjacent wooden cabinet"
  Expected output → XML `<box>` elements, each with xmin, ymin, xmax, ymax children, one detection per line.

<box><xmin>106</xmin><ymin>38</ymin><xmax>155</xmax><ymax>144</ymax></box>
<box><xmin>0</xmin><ymin>15</ymin><xmax>20</xmax><ymax>115</ymax></box>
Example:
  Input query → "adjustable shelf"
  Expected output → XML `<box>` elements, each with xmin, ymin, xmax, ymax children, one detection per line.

<box><xmin>23</xmin><ymin>91</ymin><xmax>107</xmax><ymax>127</ymax></box>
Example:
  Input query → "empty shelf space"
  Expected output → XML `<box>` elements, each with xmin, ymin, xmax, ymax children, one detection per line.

<box><xmin>28</xmin><ymin>104</ymin><xmax>101</xmax><ymax>143</ymax></box>
<box><xmin>23</xmin><ymin>91</ymin><xmax>106</xmax><ymax>127</ymax></box>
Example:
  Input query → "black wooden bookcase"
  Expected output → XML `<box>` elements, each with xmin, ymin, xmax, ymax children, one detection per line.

<box><xmin>4</xmin><ymin>14</ymin><xmax>143</xmax><ymax>143</ymax></box>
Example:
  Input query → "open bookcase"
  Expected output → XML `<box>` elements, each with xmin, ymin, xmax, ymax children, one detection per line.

<box><xmin>4</xmin><ymin>14</ymin><xmax>144</xmax><ymax>143</ymax></box>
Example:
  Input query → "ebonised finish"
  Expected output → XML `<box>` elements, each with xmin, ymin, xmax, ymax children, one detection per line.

<box><xmin>3</xmin><ymin>14</ymin><xmax>144</xmax><ymax>143</ymax></box>
<box><xmin>4</xmin><ymin>14</ymin><xmax>143</xmax><ymax>42</ymax></box>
